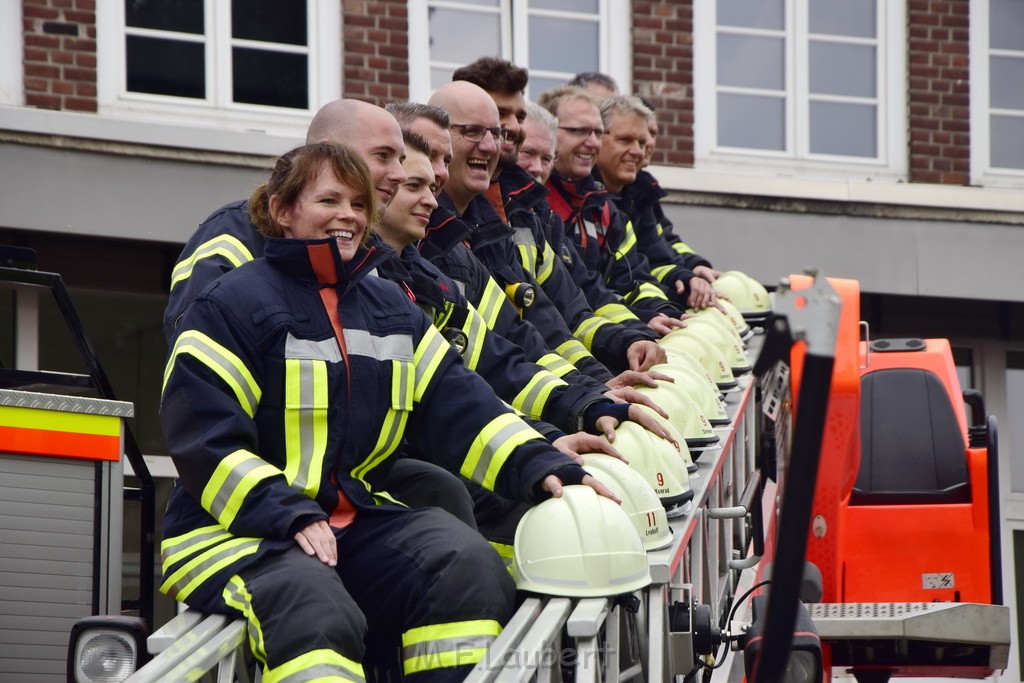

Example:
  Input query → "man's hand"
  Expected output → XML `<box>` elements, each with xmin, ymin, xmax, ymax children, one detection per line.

<box><xmin>294</xmin><ymin>519</ymin><xmax>337</xmax><ymax>567</ymax></box>
<box><xmin>647</xmin><ymin>313</ymin><xmax>687</xmax><ymax>336</ymax></box>
<box><xmin>693</xmin><ymin>265</ymin><xmax>722</xmax><ymax>282</ymax></box>
<box><xmin>553</xmin><ymin>431</ymin><xmax>626</xmax><ymax>463</ymax></box>
<box><xmin>606</xmin><ymin>368</ymin><xmax>673</xmax><ymax>390</ymax></box>
<box><xmin>605</xmin><ymin>386</ymin><xmax>668</xmax><ymax>419</ymax></box>
<box><xmin>684</xmin><ymin>277</ymin><xmax>718</xmax><ymax>310</ymax></box>
<box><xmin>626</xmin><ymin>403</ymin><xmax>679</xmax><ymax>450</ymax></box>
<box><xmin>543</xmin><ymin>473</ymin><xmax>621</xmax><ymax>504</ymax></box>
<box><xmin>625</xmin><ymin>339</ymin><xmax>666</xmax><ymax>371</ymax></box>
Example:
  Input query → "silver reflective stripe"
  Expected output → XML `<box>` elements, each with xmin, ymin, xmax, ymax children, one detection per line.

<box><xmin>285</xmin><ymin>334</ymin><xmax>343</xmax><ymax>363</ymax></box>
<box><xmin>343</xmin><ymin>329</ymin><xmax>414</xmax><ymax>361</ymax></box>
<box><xmin>512</xmin><ymin>227</ymin><xmax>534</xmax><ymax>245</ymax></box>
<box><xmin>516</xmin><ymin>374</ymin><xmax>562</xmax><ymax>418</ymax></box>
<box><xmin>286</xmin><ymin>359</ymin><xmax>324</xmax><ymax>495</ymax></box>
<box><xmin>277</xmin><ymin>664</ymin><xmax>365</xmax><ymax>683</ymax></box>
<box><xmin>454</xmin><ymin>279</ymin><xmax>466</xmax><ymax>296</ymax></box>
<box><xmin>472</xmin><ymin>419</ymin><xmax>532</xmax><ymax>483</ymax></box>
<box><xmin>161</xmin><ymin>527</ymin><xmax>227</xmax><ymax>564</ymax></box>
<box><xmin>181</xmin><ymin>334</ymin><xmax>260</xmax><ymax>413</ymax></box>
<box><xmin>402</xmin><ymin>635</ymin><xmax>497</xmax><ymax>662</ymax></box>
<box><xmin>583</xmin><ymin>219</ymin><xmax>599</xmax><ymax>239</ymax></box>
<box><xmin>209</xmin><ymin>456</ymin><xmax>268</xmax><ymax>523</ymax></box>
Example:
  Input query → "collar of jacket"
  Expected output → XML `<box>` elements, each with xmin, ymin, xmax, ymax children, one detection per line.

<box><xmin>263</xmin><ymin>235</ymin><xmax>392</xmax><ymax>290</ymax></box>
<box><xmin>545</xmin><ymin>169</ymin><xmax>606</xmax><ymax>209</ymax></box>
<box><xmin>613</xmin><ymin>168</ymin><xmax>667</xmax><ymax>217</ymax></box>
<box><xmin>496</xmin><ymin>162</ymin><xmax>549</xmax><ymax>210</ymax></box>
<box><xmin>419</xmin><ymin>203</ymin><xmax>472</xmax><ymax>260</ymax></box>
<box><xmin>462</xmin><ymin>194</ymin><xmax>516</xmax><ymax>250</ymax></box>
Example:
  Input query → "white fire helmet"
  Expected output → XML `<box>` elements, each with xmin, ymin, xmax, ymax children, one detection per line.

<box><xmin>582</xmin><ymin>454</ymin><xmax>673</xmax><ymax>551</ymax></box>
<box><xmin>648</xmin><ymin>362</ymin><xmax>730</xmax><ymax>426</ymax></box>
<box><xmin>609</xmin><ymin>420</ymin><xmax>694</xmax><ymax>516</ymax></box>
<box><xmin>513</xmin><ymin>486</ymin><xmax>652</xmax><ymax>597</ymax></box>
<box><xmin>660</xmin><ymin>331</ymin><xmax>738</xmax><ymax>390</ymax></box>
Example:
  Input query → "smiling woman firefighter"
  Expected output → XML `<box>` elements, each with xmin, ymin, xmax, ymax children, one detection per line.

<box><xmin>159</xmin><ymin>142</ymin><xmax>614</xmax><ymax>683</ymax></box>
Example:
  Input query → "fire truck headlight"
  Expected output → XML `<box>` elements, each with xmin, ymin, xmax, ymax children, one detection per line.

<box><xmin>68</xmin><ymin>616</ymin><xmax>148</xmax><ymax>682</ymax></box>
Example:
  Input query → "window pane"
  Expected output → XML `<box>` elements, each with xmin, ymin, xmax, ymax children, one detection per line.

<box><xmin>125</xmin><ymin>0</ymin><xmax>203</xmax><ymax>34</ymax></box>
<box><xmin>810</xmin><ymin>101</ymin><xmax>876</xmax><ymax>157</ymax></box>
<box><xmin>717</xmin><ymin>0</ymin><xmax>784</xmax><ymax>30</ymax></box>
<box><xmin>232</xmin><ymin>0</ymin><xmax>306</xmax><ymax>46</ymax></box>
<box><xmin>991</xmin><ymin>0</ymin><xmax>1024</xmax><ymax>51</ymax></box>
<box><xmin>530</xmin><ymin>16</ymin><xmax>598</xmax><ymax>74</ymax></box>
<box><xmin>0</xmin><ymin>289</ymin><xmax>12</xmax><ymax>368</ymax></box>
<box><xmin>429</xmin><ymin>8</ymin><xmax>500</xmax><ymax>65</ymax></box>
<box><xmin>809</xmin><ymin>0</ymin><xmax>875</xmax><ymax>38</ymax></box>
<box><xmin>990</xmin><ymin>114</ymin><xmax>1024</xmax><ymax>169</ymax></box>
<box><xmin>810</xmin><ymin>42</ymin><xmax>875</xmax><ymax>97</ymax></box>
<box><xmin>991</xmin><ymin>56</ymin><xmax>1024</xmax><ymax>110</ymax></box>
<box><xmin>718</xmin><ymin>93</ymin><xmax>785</xmax><ymax>150</ymax></box>
<box><xmin>532</xmin><ymin>0</ymin><xmax>597</xmax><ymax>11</ymax></box>
<box><xmin>126</xmin><ymin>35</ymin><xmax>205</xmax><ymax>99</ymax></box>
<box><xmin>233</xmin><ymin>47</ymin><xmax>308</xmax><ymax>109</ymax></box>
<box><xmin>431</xmin><ymin>66</ymin><xmax>454</xmax><ymax>91</ymax></box>
<box><xmin>718</xmin><ymin>34</ymin><xmax>785</xmax><ymax>90</ymax></box>
<box><xmin>529</xmin><ymin>75</ymin><xmax>568</xmax><ymax>99</ymax></box>
<box><xmin>1008</xmin><ymin>351</ymin><xmax>1024</xmax><ymax>492</ymax></box>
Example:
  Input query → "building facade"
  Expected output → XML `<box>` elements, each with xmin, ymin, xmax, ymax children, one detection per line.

<box><xmin>1</xmin><ymin>0</ymin><xmax>1023</xmax><ymax>676</ymax></box>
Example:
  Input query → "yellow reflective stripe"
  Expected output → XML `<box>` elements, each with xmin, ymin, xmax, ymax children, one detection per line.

<box><xmin>574</xmin><ymin>315</ymin><xmax>613</xmax><ymax>349</ymax></box>
<box><xmin>512</xmin><ymin>371</ymin><xmax>567</xmax><ymax>420</ymax></box>
<box><xmin>461</xmin><ymin>413</ymin><xmax>541</xmax><ymax>489</ymax></box>
<box><xmin>461</xmin><ymin>304</ymin><xmax>489</xmax><ymax>372</ymax></box>
<box><xmin>201</xmin><ymin>450</ymin><xmax>282</xmax><ymax>529</ymax></box>
<box><xmin>673</xmin><ymin>240</ymin><xmax>696</xmax><ymax>255</ymax></box>
<box><xmin>477</xmin><ymin>277</ymin><xmax>506</xmax><ymax>330</ymax></box>
<box><xmin>161</xmin><ymin>525</ymin><xmax>231</xmax><ymax>568</ymax></box>
<box><xmin>613</xmin><ymin>220</ymin><xmax>638</xmax><ymax>260</ymax></box>
<box><xmin>413</xmin><ymin>325</ymin><xmax>449</xmax><ymax>403</ymax></box>
<box><xmin>402</xmin><ymin>620</ymin><xmax>502</xmax><ymax>675</ymax></box>
<box><xmin>222</xmin><ymin>575</ymin><xmax>267</xmax><ymax>664</ymax></box>
<box><xmin>656</xmin><ymin>222</ymin><xmax>666</xmax><ymax>237</ymax></box>
<box><xmin>536</xmin><ymin>352</ymin><xmax>576</xmax><ymax>378</ymax></box>
<box><xmin>516</xmin><ymin>243</ymin><xmax>538</xmax><ymax>278</ymax></box>
<box><xmin>555</xmin><ymin>339</ymin><xmax>592</xmax><ymax>367</ymax></box>
<box><xmin>351</xmin><ymin>409</ymin><xmax>409</xmax><ymax>485</ymax></box>
<box><xmin>265</xmin><ymin>648</ymin><xmax>365</xmax><ymax>683</ymax></box>
<box><xmin>488</xmin><ymin>541</ymin><xmax>516</xmax><ymax>573</ymax></box>
<box><xmin>595</xmin><ymin>302</ymin><xmax>637</xmax><ymax>324</ymax></box>
<box><xmin>164</xmin><ymin>330</ymin><xmax>261</xmax><ymax>417</ymax></box>
<box><xmin>636</xmin><ymin>281</ymin><xmax>670</xmax><ymax>302</ymax></box>
<box><xmin>284</xmin><ymin>359</ymin><xmax>329</xmax><ymax>499</ymax></box>
<box><xmin>535</xmin><ymin>240</ymin><xmax>556</xmax><ymax>284</ymax></box>
<box><xmin>391</xmin><ymin>359</ymin><xmax>414</xmax><ymax>410</ymax></box>
<box><xmin>160</xmin><ymin>537</ymin><xmax>261</xmax><ymax>601</ymax></box>
<box><xmin>170</xmin><ymin>235</ymin><xmax>254</xmax><ymax>290</ymax></box>
<box><xmin>651</xmin><ymin>264</ymin><xmax>677</xmax><ymax>284</ymax></box>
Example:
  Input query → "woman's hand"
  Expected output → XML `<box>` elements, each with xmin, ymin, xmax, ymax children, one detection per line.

<box><xmin>294</xmin><ymin>519</ymin><xmax>337</xmax><ymax>567</ymax></box>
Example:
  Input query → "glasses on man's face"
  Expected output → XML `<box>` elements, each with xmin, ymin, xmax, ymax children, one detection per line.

<box><xmin>450</xmin><ymin>124</ymin><xmax>510</xmax><ymax>144</ymax></box>
<box><xmin>558</xmin><ymin>126</ymin><xmax>605</xmax><ymax>140</ymax></box>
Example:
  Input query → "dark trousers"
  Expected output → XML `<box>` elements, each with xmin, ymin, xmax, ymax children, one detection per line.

<box><xmin>220</xmin><ymin>506</ymin><xmax>514</xmax><ymax>682</ymax></box>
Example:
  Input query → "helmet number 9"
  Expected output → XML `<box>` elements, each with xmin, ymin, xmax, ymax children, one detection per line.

<box><xmin>656</xmin><ymin>472</ymin><xmax>664</xmax><ymax>487</ymax></box>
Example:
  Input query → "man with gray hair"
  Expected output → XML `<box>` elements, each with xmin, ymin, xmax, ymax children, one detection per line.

<box><xmin>517</xmin><ymin>101</ymin><xmax>558</xmax><ymax>184</ymax></box>
<box><xmin>595</xmin><ymin>96</ymin><xmax>719</xmax><ymax>310</ymax></box>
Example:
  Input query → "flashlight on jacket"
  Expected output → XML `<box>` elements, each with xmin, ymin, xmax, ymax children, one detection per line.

<box><xmin>505</xmin><ymin>282</ymin><xmax>536</xmax><ymax>314</ymax></box>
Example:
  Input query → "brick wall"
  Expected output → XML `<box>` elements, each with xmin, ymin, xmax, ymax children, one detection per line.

<box><xmin>22</xmin><ymin>0</ymin><xmax>97</xmax><ymax>112</ymax></box>
<box><xmin>907</xmin><ymin>0</ymin><xmax>970</xmax><ymax>185</ymax></box>
<box><xmin>631</xmin><ymin>1</ymin><xmax>694</xmax><ymax>167</ymax></box>
<box><xmin>341</xmin><ymin>0</ymin><xmax>409</xmax><ymax>104</ymax></box>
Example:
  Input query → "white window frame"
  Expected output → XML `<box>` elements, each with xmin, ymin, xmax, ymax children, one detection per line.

<box><xmin>692</xmin><ymin>0</ymin><xmax>906</xmax><ymax>181</ymax></box>
<box><xmin>969</xmin><ymin>0</ymin><xmax>1024</xmax><ymax>187</ymax></box>
<box><xmin>95</xmin><ymin>1</ymin><xmax>340</xmax><ymax>137</ymax></box>
<box><xmin>0</xmin><ymin>1</ymin><xmax>23</xmax><ymax>106</ymax></box>
<box><xmin>407</xmin><ymin>0</ymin><xmax>630</xmax><ymax>103</ymax></box>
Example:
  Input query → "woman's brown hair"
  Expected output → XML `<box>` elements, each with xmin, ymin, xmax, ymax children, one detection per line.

<box><xmin>249</xmin><ymin>143</ymin><xmax>380</xmax><ymax>241</ymax></box>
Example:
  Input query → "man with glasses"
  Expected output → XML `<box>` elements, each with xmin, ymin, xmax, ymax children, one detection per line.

<box><xmin>451</xmin><ymin>56</ymin><xmax>673</xmax><ymax>374</ymax></box>
<box><xmin>540</xmin><ymin>86</ymin><xmax>693</xmax><ymax>332</ymax></box>
<box><xmin>427</xmin><ymin>80</ymin><xmax>621</xmax><ymax>383</ymax></box>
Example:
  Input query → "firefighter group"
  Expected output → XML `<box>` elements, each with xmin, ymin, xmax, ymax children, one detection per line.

<box><xmin>160</xmin><ymin>58</ymin><xmax>763</xmax><ymax>682</ymax></box>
